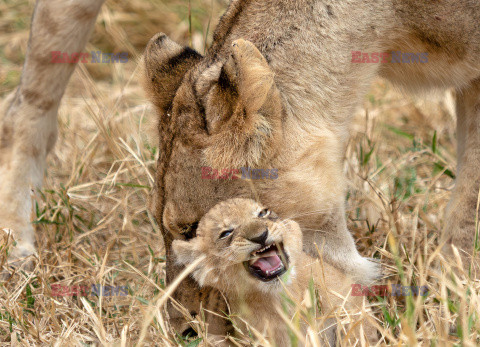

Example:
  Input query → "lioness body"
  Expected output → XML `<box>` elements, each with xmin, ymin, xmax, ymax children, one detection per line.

<box><xmin>2</xmin><ymin>0</ymin><xmax>480</xmax><ymax>338</ymax></box>
<box><xmin>173</xmin><ymin>199</ymin><xmax>376</xmax><ymax>345</ymax></box>
<box><xmin>143</xmin><ymin>0</ymin><xmax>480</xmax><ymax>330</ymax></box>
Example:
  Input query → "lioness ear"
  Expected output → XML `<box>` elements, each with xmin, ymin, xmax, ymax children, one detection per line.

<box><xmin>172</xmin><ymin>238</ymin><xmax>203</xmax><ymax>265</ymax></box>
<box><xmin>225</xmin><ymin>39</ymin><xmax>275</xmax><ymax>115</ymax></box>
<box><xmin>203</xmin><ymin>39</ymin><xmax>283</xmax><ymax>168</ymax></box>
<box><xmin>143</xmin><ymin>33</ymin><xmax>203</xmax><ymax>114</ymax></box>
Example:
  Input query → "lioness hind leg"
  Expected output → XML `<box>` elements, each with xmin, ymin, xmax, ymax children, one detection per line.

<box><xmin>443</xmin><ymin>78</ymin><xmax>480</xmax><ymax>269</ymax></box>
<box><xmin>0</xmin><ymin>0</ymin><xmax>104</xmax><ymax>262</ymax></box>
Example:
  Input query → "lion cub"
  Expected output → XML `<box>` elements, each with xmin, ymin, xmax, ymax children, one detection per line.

<box><xmin>173</xmin><ymin>198</ymin><xmax>376</xmax><ymax>345</ymax></box>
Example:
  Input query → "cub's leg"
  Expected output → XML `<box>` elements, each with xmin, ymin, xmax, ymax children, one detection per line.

<box><xmin>443</xmin><ymin>79</ymin><xmax>480</xmax><ymax>268</ymax></box>
<box><xmin>0</xmin><ymin>0</ymin><xmax>105</xmax><ymax>262</ymax></box>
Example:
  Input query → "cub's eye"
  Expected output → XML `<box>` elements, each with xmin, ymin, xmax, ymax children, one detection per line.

<box><xmin>258</xmin><ymin>208</ymin><xmax>270</xmax><ymax>218</ymax></box>
<box><xmin>219</xmin><ymin>228</ymin><xmax>234</xmax><ymax>240</ymax></box>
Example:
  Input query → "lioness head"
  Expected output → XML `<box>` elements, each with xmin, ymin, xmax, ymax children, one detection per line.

<box><xmin>143</xmin><ymin>33</ymin><xmax>285</xmax><ymax>242</ymax></box>
<box><xmin>143</xmin><ymin>30</ymin><xmax>285</xmax><ymax>329</ymax></box>
<box><xmin>172</xmin><ymin>199</ymin><xmax>303</xmax><ymax>294</ymax></box>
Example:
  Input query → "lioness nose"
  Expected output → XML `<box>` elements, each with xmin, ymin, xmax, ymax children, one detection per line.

<box><xmin>249</xmin><ymin>229</ymin><xmax>268</xmax><ymax>245</ymax></box>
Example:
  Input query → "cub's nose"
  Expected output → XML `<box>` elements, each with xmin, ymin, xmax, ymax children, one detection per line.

<box><xmin>249</xmin><ymin>229</ymin><xmax>268</xmax><ymax>245</ymax></box>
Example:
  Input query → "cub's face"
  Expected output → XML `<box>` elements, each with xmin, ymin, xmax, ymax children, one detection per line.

<box><xmin>172</xmin><ymin>199</ymin><xmax>303</xmax><ymax>294</ymax></box>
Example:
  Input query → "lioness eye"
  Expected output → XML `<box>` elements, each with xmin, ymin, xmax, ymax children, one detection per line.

<box><xmin>219</xmin><ymin>228</ymin><xmax>234</xmax><ymax>239</ymax></box>
<box><xmin>258</xmin><ymin>208</ymin><xmax>270</xmax><ymax>218</ymax></box>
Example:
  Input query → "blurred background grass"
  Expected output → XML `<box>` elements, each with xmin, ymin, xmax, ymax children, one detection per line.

<box><xmin>1</xmin><ymin>0</ymin><xmax>479</xmax><ymax>345</ymax></box>
<box><xmin>0</xmin><ymin>0</ymin><xmax>226</xmax><ymax>94</ymax></box>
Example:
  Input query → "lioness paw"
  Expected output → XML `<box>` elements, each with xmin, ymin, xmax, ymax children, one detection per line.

<box><xmin>352</xmin><ymin>257</ymin><xmax>383</xmax><ymax>285</ymax></box>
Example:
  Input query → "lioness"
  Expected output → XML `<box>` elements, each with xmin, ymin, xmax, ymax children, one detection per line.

<box><xmin>2</xmin><ymin>0</ymin><xmax>480</xmax><ymax>338</ymax></box>
<box><xmin>173</xmin><ymin>198</ymin><xmax>376</xmax><ymax>345</ymax></box>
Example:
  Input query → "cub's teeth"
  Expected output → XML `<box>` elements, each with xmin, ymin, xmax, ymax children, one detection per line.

<box><xmin>251</xmin><ymin>243</ymin><xmax>277</xmax><ymax>257</ymax></box>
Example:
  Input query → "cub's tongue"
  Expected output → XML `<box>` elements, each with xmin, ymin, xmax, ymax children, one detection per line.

<box><xmin>251</xmin><ymin>254</ymin><xmax>282</xmax><ymax>273</ymax></box>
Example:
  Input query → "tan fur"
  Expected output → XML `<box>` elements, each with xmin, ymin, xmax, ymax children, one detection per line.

<box><xmin>173</xmin><ymin>198</ymin><xmax>376</xmax><ymax>345</ymax></box>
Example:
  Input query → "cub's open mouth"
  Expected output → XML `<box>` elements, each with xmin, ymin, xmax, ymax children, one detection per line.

<box><xmin>244</xmin><ymin>242</ymin><xmax>288</xmax><ymax>282</ymax></box>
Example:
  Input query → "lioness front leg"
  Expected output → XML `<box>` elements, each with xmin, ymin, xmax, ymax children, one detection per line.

<box><xmin>262</xmin><ymin>183</ymin><xmax>382</xmax><ymax>286</ymax></box>
<box><xmin>264</xmin><ymin>146</ymin><xmax>381</xmax><ymax>286</ymax></box>
<box><xmin>0</xmin><ymin>0</ymin><xmax>104</xmax><ymax>262</ymax></box>
<box><xmin>443</xmin><ymin>78</ymin><xmax>480</xmax><ymax>269</ymax></box>
<box><xmin>302</xmin><ymin>205</ymin><xmax>381</xmax><ymax>286</ymax></box>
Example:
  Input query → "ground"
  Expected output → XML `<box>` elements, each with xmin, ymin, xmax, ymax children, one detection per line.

<box><xmin>0</xmin><ymin>0</ymin><xmax>479</xmax><ymax>345</ymax></box>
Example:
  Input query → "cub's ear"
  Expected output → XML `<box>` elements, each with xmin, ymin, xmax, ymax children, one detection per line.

<box><xmin>143</xmin><ymin>33</ymin><xmax>203</xmax><ymax>115</ymax></box>
<box><xmin>172</xmin><ymin>238</ymin><xmax>203</xmax><ymax>266</ymax></box>
<box><xmin>202</xmin><ymin>39</ymin><xmax>283</xmax><ymax>168</ymax></box>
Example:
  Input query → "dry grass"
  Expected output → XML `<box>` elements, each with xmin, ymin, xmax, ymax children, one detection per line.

<box><xmin>1</xmin><ymin>0</ymin><xmax>479</xmax><ymax>345</ymax></box>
